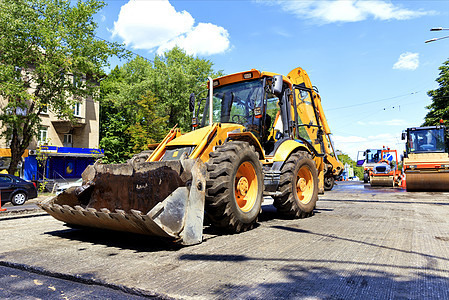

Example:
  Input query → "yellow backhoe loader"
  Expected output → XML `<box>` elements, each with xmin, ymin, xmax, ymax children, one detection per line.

<box><xmin>39</xmin><ymin>67</ymin><xmax>336</xmax><ymax>245</ymax></box>
<box><xmin>402</xmin><ymin>125</ymin><xmax>449</xmax><ymax>191</ymax></box>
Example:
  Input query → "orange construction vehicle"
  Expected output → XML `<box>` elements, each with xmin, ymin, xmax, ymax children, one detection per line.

<box><xmin>369</xmin><ymin>148</ymin><xmax>402</xmax><ymax>187</ymax></box>
<box><xmin>357</xmin><ymin>148</ymin><xmax>383</xmax><ymax>183</ymax></box>
<box><xmin>402</xmin><ymin>125</ymin><xmax>449</xmax><ymax>191</ymax></box>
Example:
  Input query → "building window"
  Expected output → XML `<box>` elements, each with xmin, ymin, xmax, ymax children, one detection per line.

<box><xmin>38</xmin><ymin>127</ymin><xmax>48</xmax><ymax>145</ymax></box>
<box><xmin>73</xmin><ymin>102</ymin><xmax>81</xmax><ymax>117</ymax></box>
<box><xmin>63</xmin><ymin>134</ymin><xmax>73</xmax><ymax>147</ymax></box>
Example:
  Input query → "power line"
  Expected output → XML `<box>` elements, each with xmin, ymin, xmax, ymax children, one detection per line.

<box><xmin>326</xmin><ymin>91</ymin><xmax>420</xmax><ymax>111</ymax></box>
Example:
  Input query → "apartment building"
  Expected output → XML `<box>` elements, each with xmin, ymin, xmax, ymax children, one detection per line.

<box><xmin>0</xmin><ymin>82</ymin><xmax>103</xmax><ymax>182</ymax></box>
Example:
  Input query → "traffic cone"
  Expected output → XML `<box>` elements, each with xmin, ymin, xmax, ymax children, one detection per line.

<box><xmin>0</xmin><ymin>192</ymin><xmax>6</xmax><ymax>212</ymax></box>
<box><xmin>401</xmin><ymin>174</ymin><xmax>406</xmax><ymax>189</ymax></box>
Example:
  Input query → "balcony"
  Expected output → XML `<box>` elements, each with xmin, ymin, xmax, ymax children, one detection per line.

<box><xmin>51</xmin><ymin>119</ymin><xmax>86</xmax><ymax>134</ymax></box>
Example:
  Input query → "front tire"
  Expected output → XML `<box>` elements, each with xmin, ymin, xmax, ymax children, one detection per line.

<box><xmin>324</xmin><ymin>175</ymin><xmax>335</xmax><ymax>191</ymax></box>
<box><xmin>205</xmin><ymin>141</ymin><xmax>263</xmax><ymax>233</ymax></box>
<box><xmin>273</xmin><ymin>152</ymin><xmax>318</xmax><ymax>218</ymax></box>
<box><xmin>363</xmin><ymin>173</ymin><xmax>369</xmax><ymax>183</ymax></box>
<box><xmin>11</xmin><ymin>192</ymin><xmax>27</xmax><ymax>206</ymax></box>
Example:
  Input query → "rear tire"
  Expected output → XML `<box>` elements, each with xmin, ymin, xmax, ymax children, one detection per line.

<box><xmin>11</xmin><ymin>192</ymin><xmax>27</xmax><ymax>206</ymax></box>
<box><xmin>205</xmin><ymin>141</ymin><xmax>263</xmax><ymax>233</ymax></box>
<box><xmin>273</xmin><ymin>152</ymin><xmax>318</xmax><ymax>218</ymax></box>
<box><xmin>324</xmin><ymin>175</ymin><xmax>334</xmax><ymax>191</ymax></box>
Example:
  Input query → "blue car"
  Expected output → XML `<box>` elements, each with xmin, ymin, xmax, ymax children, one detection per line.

<box><xmin>0</xmin><ymin>174</ymin><xmax>38</xmax><ymax>206</ymax></box>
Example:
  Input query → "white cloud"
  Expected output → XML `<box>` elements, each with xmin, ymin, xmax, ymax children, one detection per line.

<box><xmin>111</xmin><ymin>0</ymin><xmax>230</xmax><ymax>56</ymax></box>
<box><xmin>393</xmin><ymin>52</ymin><xmax>419</xmax><ymax>70</ymax></box>
<box><xmin>259</xmin><ymin>0</ymin><xmax>432</xmax><ymax>24</ymax></box>
<box><xmin>156</xmin><ymin>23</ymin><xmax>230</xmax><ymax>56</ymax></box>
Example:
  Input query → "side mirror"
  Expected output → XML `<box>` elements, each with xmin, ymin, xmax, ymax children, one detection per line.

<box><xmin>189</xmin><ymin>93</ymin><xmax>195</xmax><ymax>112</ymax></box>
<box><xmin>401</xmin><ymin>132</ymin><xmax>406</xmax><ymax>140</ymax></box>
<box><xmin>272</xmin><ymin>75</ymin><xmax>283</xmax><ymax>96</ymax></box>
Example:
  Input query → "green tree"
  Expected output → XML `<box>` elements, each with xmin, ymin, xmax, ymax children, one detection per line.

<box><xmin>0</xmin><ymin>0</ymin><xmax>125</xmax><ymax>175</ymax></box>
<box><xmin>337</xmin><ymin>153</ymin><xmax>363</xmax><ymax>179</ymax></box>
<box><xmin>127</xmin><ymin>92</ymin><xmax>169</xmax><ymax>155</ymax></box>
<box><xmin>149</xmin><ymin>47</ymin><xmax>224</xmax><ymax>132</ymax></box>
<box><xmin>99</xmin><ymin>48</ymin><xmax>223</xmax><ymax>163</ymax></box>
<box><xmin>99</xmin><ymin>57</ymin><xmax>153</xmax><ymax>163</ymax></box>
<box><xmin>424</xmin><ymin>59</ymin><xmax>449</xmax><ymax>126</ymax></box>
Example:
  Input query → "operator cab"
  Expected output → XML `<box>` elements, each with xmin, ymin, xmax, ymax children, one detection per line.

<box><xmin>192</xmin><ymin>76</ymin><xmax>282</xmax><ymax>154</ymax></box>
<box><xmin>190</xmin><ymin>70</ymin><xmax>324</xmax><ymax>157</ymax></box>
<box><xmin>404</xmin><ymin>126</ymin><xmax>447</xmax><ymax>154</ymax></box>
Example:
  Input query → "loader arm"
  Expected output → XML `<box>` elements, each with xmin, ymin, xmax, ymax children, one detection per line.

<box><xmin>287</xmin><ymin>67</ymin><xmax>342</xmax><ymax>180</ymax></box>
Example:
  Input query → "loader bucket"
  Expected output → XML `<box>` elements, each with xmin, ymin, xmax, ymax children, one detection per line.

<box><xmin>38</xmin><ymin>158</ymin><xmax>206</xmax><ymax>245</ymax></box>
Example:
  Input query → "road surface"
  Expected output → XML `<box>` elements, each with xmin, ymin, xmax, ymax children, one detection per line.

<box><xmin>0</xmin><ymin>181</ymin><xmax>448</xmax><ymax>299</ymax></box>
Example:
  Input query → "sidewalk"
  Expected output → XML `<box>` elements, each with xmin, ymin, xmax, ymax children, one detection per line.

<box><xmin>1</xmin><ymin>193</ymin><xmax>53</xmax><ymax>208</ymax></box>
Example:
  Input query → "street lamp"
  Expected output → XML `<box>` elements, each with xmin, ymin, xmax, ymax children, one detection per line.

<box><xmin>425</xmin><ymin>27</ymin><xmax>449</xmax><ymax>43</ymax></box>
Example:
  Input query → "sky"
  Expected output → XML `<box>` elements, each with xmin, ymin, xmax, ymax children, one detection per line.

<box><xmin>94</xmin><ymin>0</ymin><xmax>449</xmax><ymax>160</ymax></box>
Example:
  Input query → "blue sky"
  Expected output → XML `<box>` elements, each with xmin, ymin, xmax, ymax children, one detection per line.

<box><xmin>94</xmin><ymin>0</ymin><xmax>449</xmax><ymax>160</ymax></box>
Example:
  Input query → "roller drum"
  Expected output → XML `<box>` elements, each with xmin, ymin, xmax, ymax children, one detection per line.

<box><xmin>406</xmin><ymin>171</ymin><xmax>449</xmax><ymax>192</ymax></box>
<box><xmin>370</xmin><ymin>176</ymin><xmax>394</xmax><ymax>187</ymax></box>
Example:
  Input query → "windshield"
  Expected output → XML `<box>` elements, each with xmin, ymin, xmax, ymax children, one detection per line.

<box><xmin>214</xmin><ymin>79</ymin><xmax>263</xmax><ymax>125</ymax></box>
<box><xmin>198</xmin><ymin>79</ymin><xmax>278</xmax><ymax>135</ymax></box>
<box><xmin>407</xmin><ymin>128</ymin><xmax>447</xmax><ymax>153</ymax></box>
<box><xmin>366</xmin><ymin>149</ymin><xmax>382</xmax><ymax>164</ymax></box>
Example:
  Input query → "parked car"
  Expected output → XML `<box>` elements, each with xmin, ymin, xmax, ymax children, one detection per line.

<box><xmin>0</xmin><ymin>174</ymin><xmax>38</xmax><ymax>205</ymax></box>
<box><xmin>55</xmin><ymin>178</ymin><xmax>83</xmax><ymax>195</ymax></box>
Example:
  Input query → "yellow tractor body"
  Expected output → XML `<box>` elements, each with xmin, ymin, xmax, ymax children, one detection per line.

<box><xmin>40</xmin><ymin>67</ymin><xmax>337</xmax><ymax>245</ymax></box>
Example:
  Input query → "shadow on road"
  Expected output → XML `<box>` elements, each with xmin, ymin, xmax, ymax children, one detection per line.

<box><xmin>207</xmin><ymin>264</ymin><xmax>448</xmax><ymax>299</ymax></box>
<box><xmin>43</xmin><ymin>206</ymin><xmax>327</xmax><ymax>251</ymax></box>
<box><xmin>46</xmin><ymin>227</ymin><xmax>183</xmax><ymax>252</ymax></box>
<box><xmin>179</xmin><ymin>224</ymin><xmax>449</xmax><ymax>299</ymax></box>
<box><xmin>270</xmin><ymin>225</ymin><xmax>449</xmax><ymax>263</ymax></box>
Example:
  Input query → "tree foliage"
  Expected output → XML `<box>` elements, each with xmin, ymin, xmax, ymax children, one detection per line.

<box><xmin>424</xmin><ymin>59</ymin><xmax>449</xmax><ymax>126</ymax></box>
<box><xmin>99</xmin><ymin>47</ymin><xmax>223</xmax><ymax>163</ymax></box>
<box><xmin>0</xmin><ymin>0</ymin><xmax>125</xmax><ymax>174</ymax></box>
<box><xmin>337</xmin><ymin>153</ymin><xmax>363</xmax><ymax>179</ymax></box>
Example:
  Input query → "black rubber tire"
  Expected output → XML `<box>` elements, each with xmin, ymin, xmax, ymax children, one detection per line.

<box><xmin>11</xmin><ymin>191</ymin><xmax>27</xmax><ymax>206</ymax></box>
<box><xmin>324</xmin><ymin>175</ymin><xmax>335</xmax><ymax>191</ymax></box>
<box><xmin>205</xmin><ymin>141</ymin><xmax>263</xmax><ymax>233</ymax></box>
<box><xmin>363</xmin><ymin>173</ymin><xmax>369</xmax><ymax>183</ymax></box>
<box><xmin>273</xmin><ymin>151</ymin><xmax>318</xmax><ymax>218</ymax></box>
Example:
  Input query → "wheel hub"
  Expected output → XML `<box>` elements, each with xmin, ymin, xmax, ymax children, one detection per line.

<box><xmin>237</xmin><ymin>177</ymin><xmax>249</xmax><ymax>196</ymax></box>
<box><xmin>297</xmin><ymin>177</ymin><xmax>307</xmax><ymax>192</ymax></box>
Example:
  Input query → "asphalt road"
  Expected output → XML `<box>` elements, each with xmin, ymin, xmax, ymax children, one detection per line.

<box><xmin>0</xmin><ymin>181</ymin><xmax>449</xmax><ymax>299</ymax></box>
